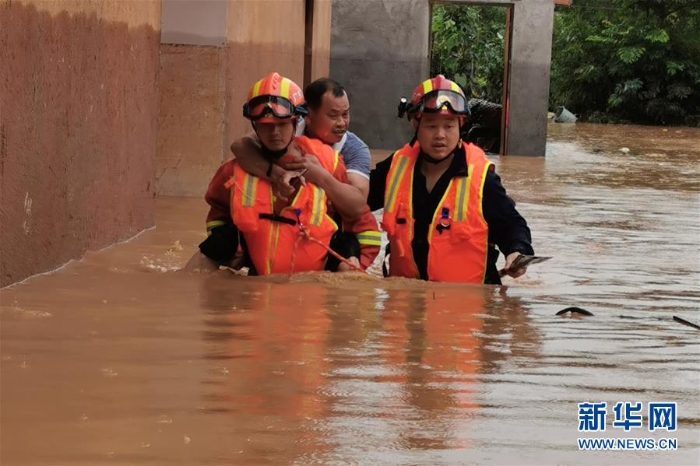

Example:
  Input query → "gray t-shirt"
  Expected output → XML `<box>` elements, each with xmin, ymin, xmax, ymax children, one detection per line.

<box><xmin>296</xmin><ymin>119</ymin><xmax>371</xmax><ymax>179</ymax></box>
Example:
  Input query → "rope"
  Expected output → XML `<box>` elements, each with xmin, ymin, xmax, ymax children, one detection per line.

<box><xmin>297</xmin><ymin>227</ymin><xmax>367</xmax><ymax>274</ymax></box>
<box><xmin>292</xmin><ymin>207</ymin><xmax>367</xmax><ymax>274</ymax></box>
<box><xmin>226</xmin><ymin>178</ymin><xmax>368</xmax><ymax>275</ymax></box>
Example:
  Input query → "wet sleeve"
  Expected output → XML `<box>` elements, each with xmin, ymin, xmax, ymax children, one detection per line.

<box><xmin>341</xmin><ymin>133</ymin><xmax>371</xmax><ymax>179</ymax></box>
<box><xmin>482</xmin><ymin>170</ymin><xmax>534</xmax><ymax>257</ymax></box>
<box><xmin>198</xmin><ymin>161</ymin><xmax>240</xmax><ymax>263</ymax></box>
<box><xmin>368</xmin><ymin>153</ymin><xmax>394</xmax><ymax>212</ymax></box>
<box><xmin>332</xmin><ymin>156</ymin><xmax>381</xmax><ymax>268</ymax></box>
<box><xmin>343</xmin><ymin>207</ymin><xmax>381</xmax><ymax>270</ymax></box>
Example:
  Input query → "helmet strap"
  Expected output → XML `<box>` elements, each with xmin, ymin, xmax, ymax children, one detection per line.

<box><xmin>260</xmin><ymin>143</ymin><xmax>288</xmax><ymax>160</ymax></box>
<box><xmin>251</xmin><ymin>119</ymin><xmax>297</xmax><ymax>160</ymax></box>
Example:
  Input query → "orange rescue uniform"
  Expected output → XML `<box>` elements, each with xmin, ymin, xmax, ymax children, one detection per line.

<box><xmin>382</xmin><ymin>141</ymin><xmax>493</xmax><ymax>283</ymax></box>
<box><xmin>204</xmin><ymin>136</ymin><xmax>380</xmax><ymax>274</ymax></box>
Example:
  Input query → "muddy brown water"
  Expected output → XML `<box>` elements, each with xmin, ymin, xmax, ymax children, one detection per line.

<box><xmin>1</xmin><ymin>123</ymin><xmax>699</xmax><ymax>465</ymax></box>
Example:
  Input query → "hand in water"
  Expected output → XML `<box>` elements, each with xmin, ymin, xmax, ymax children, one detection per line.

<box><xmin>337</xmin><ymin>256</ymin><xmax>361</xmax><ymax>273</ymax></box>
<box><xmin>503</xmin><ymin>252</ymin><xmax>527</xmax><ymax>278</ymax></box>
<box><xmin>183</xmin><ymin>252</ymin><xmax>220</xmax><ymax>273</ymax></box>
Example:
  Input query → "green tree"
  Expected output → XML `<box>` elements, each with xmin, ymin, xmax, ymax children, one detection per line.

<box><xmin>430</xmin><ymin>4</ymin><xmax>506</xmax><ymax>102</ymax></box>
<box><xmin>550</xmin><ymin>0</ymin><xmax>700</xmax><ymax>125</ymax></box>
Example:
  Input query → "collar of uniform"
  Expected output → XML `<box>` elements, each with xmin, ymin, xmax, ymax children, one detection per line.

<box><xmin>418</xmin><ymin>144</ymin><xmax>468</xmax><ymax>178</ymax></box>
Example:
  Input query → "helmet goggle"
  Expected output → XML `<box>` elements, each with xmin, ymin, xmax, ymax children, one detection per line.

<box><xmin>420</xmin><ymin>90</ymin><xmax>468</xmax><ymax>114</ymax></box>
<box><xmin>243</xmin><ymin>95</ymin><xmax>307</xmax><ymax>121</ymax></box>
<box><xmin>398</xmin><ymin>90</ymin><xmax>469</xmax><ymax>119</ymax></box>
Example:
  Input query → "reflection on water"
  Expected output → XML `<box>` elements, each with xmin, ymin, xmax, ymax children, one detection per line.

<box><xmin>1</xmin><ymin>123</ymin><xmax>699</xmax><ymax>465</ymax></box>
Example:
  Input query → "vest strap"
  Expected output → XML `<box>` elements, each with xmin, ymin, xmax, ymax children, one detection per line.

<box><xmin>258</xmin><ymin>213</ymin><xmax>297</xmax><ymax>226</ymax></box>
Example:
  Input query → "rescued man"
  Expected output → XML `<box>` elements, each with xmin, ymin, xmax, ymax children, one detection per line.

<box><xmin>186</xmin><ymin>73</ymin><xmax>380</xmax><ymax>274</ymax></box>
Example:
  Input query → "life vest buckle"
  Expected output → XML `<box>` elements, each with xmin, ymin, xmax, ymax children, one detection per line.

<box><xmin>293</xmin><ymin>208</ymin><xmax>308</xmax><ymax>236</ymax></box>
<box><xmin>437</xmin><ymin>207</ymin><xmax>452</xmax><ymax>234</ymax></box>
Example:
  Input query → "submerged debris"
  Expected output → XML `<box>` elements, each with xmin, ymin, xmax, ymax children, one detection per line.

<box><xmin>556</xmin><ymin>307</ymin><xmax>594</xmax><ymax>316</ymax></box>
<box><xmin>673</xmin><ymin>316</ymin><xmax>700</xmax><ymax>331</ymax></box>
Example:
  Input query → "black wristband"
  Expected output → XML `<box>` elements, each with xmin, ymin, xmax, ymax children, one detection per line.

<box><xmin>266</xmin><ymin>161</ymin><xmax>273</xmax><ymax>178</ymax></box>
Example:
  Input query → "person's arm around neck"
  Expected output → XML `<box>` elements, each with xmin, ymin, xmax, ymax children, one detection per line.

<box><xmin>346</xmin><ymin>173</ymin><xmax>369</xmax><ymax>200</ymax></box>
<box><xmin>230</xmin><ymin>134</ymin><xmax>299</xmax><ymax>201</ymax></box>
<box><xmin>284</xmin><ymin>152</ymin><xmax>366</xmax><ymax>221</ymax></box>
<box><xmin>230</xmin><ymin>134</ymin><xmax>278</xmax><ymax>180</ymax></box>
<box><xmin>313</xmin><ymin>164</ymin><xmax>366</xmax><ymax>221</ymax></box>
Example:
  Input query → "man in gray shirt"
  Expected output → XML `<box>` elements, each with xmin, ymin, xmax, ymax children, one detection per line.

<box><xmin>231</xmin><ymin>78</ymin><xmax>372</xmax><ymax>200</ymax></box>
<box><xmin>293</xmin><ymin>78</ymin><xmax>371</xmax><ymax>198</ymax></box>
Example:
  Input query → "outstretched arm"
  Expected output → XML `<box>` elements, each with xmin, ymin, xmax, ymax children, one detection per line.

<box><xmin>286</xmin><ymin>155</ymin><xmax>366</xmax><ymax>221</ymax></box>
<box><xmin>230</xmin><ymin>136</ymin><xmax>301</xmax><ymax>201</ymax></box>
<box><xmin>230</xmin><ymin>135</ymin><xmax>269</xmax><ymax>178</ymax></box>
<box><xmin>483</xmin><ymin>170</ymin><xmax>534</xmax><ymax>278</ymax></box>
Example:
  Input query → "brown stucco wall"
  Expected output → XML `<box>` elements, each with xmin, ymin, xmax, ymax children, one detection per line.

<box><xmin>156</xmin><ymin>45</ymin><xmax>226</xmax><ymax>196</ymax></box>
<box><xmin>156</xmin><ymin>0</ymin><xmax>325</xmax><ymax>196</ymax></box>
<box><xmin>0</xmin><ymin>0</ymin><xmax>161</xmax><ymax>287</ymax></box>
<box><xmin>225</xmin><ymin>0</ymin><xmax>307</xmax><ymax>143</ymax></box>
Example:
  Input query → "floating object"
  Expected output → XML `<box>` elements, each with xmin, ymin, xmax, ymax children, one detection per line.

<box><xmin>673</xmin><ymin>316</ymin><xmax>700</xmax><ymax>331</ymax></box>
<box><xmin>553</xmin><ymin>106</ymin><xmax>577</xmax><ymax>123</ymax></box>
<box><xmin>619</xmin><ymin>147</ymin><xmax>630</xmax><ymax>154</ymax></box>
<box><xmin>498</xmin><ymin>255</ymin><xmax>551</xmax><ymax>277</ymax></box>
<box><xmin>556</xmin><ymin>307</ymin><xmax>594</xmax><ymax>316</ymax></box>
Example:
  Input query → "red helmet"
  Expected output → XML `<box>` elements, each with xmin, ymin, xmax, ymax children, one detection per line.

<box><xmin>398</xmin><ymin>75</ymin><xmax>469</xmax><ymax>120</ymax></box>
<box><xmin>242</xmin><ymin>72</ymin><xmax>307</xmax><ymax>123</ymax></box>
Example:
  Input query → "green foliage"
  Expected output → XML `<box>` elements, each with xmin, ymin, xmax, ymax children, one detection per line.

<box><xmin>430</xmin><ymin>0</ymin><xmax>700</xmax><ymax>126</ymax></box>
<box><xmin>430</xmin><ymin>4</ymin><xmax>506</xmax><ymax>102</ymax></box>
<box><xmin>550</xmin><ymin>0</ymin><xmax>700</xmax><ymax>126</ymax></box>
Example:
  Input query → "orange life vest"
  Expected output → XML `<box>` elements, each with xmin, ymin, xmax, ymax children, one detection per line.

<box><xmin>381</xmin><ymin>142</ymin><xmax>492</xmax><ymax>283</ymax></box>
<box><xmin>230</xmin><ymin>136</ymin><xmax>339</xmax><ymax>275</ymax></box>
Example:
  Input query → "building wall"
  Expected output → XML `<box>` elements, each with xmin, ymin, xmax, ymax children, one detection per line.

<box><xmin>225</xmin><ymin>0</ymin><xmax>307</xmax><ymax>144</ymax></box>
<box><xmin>0</xmin><ymin>0</ymin><xmax>161</xmax><ymax>287</ymax></box>
<box><xmin>157</xmin><ymin>0</ymin><xmax>330</xmax><ymax>196</ymax></box>
<box><xmin>161</xmin><ymin>0</ymin><xmax>227</xmax><ymax>46</ymax></box>
<box><xmin>329</xmin><ymin>0</ymin><xmax>556</xmax><ymax>156</ymax></box>
<box><xmin>157</xmin><ymin>0</ymin><xmax>228</xmax><ymax>196</ymax></box>
<box><xmin>330</xmin><ymin>0</ymin><xmax>430</xmax><ymax>151</ymax></box>
<box><xmin>156</xmin><ymin>44</ymin><xmax>226</xmax><ymax>196</ymax></box>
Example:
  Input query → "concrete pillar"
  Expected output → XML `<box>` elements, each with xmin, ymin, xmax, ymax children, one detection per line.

<box><xmin>330</xmin><ymin>0</ymin><xmax>431</xmax><ymax>151</ymax></box>
<box><xmin>506</xmin><ymin>0</ymin><xmax>553</xmax><ymax>156</ymax></box>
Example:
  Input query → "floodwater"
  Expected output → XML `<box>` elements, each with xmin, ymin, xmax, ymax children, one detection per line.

<box><xmin>1</xmin><ymin>123</ymin><xmax>699</xmax><ymax>465</ymax></box>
